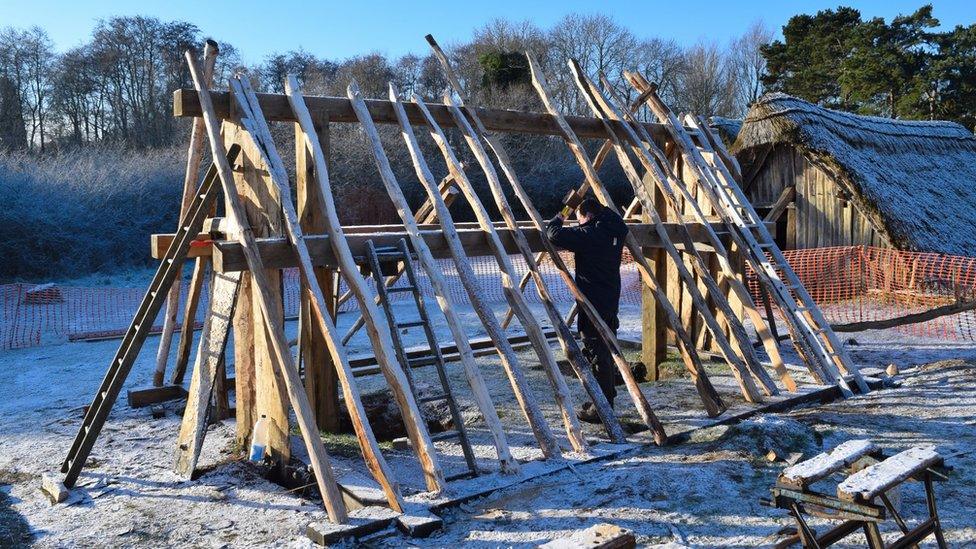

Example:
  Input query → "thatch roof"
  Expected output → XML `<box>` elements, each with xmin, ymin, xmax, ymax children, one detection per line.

<box><xmin>708</xmin><ymin>116</ymin><xmax>742</xmax><ymax>147</ymax></box>
<box><xmin>733</xmin><ymin>93</ymin><xmax>976</xmax><ymax>256</ymax></box>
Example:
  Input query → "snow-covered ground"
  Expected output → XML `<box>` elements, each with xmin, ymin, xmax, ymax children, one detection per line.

<box><xmin>2</xmin><ymin>298</ymin><xmax>976</xmax><ymax>547</ymax></box>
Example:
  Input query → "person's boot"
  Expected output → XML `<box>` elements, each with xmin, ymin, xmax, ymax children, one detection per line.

<box><xmin>576</xmin><ymin>402</ymin><xmax>602</xmax><ymax>424</ymax></box>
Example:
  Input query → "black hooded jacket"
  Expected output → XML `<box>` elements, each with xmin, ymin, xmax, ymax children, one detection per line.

<box><xmin>546</xmin><ymin>206</ymin><xmax>629</xmax><ymax>329</ymax></box>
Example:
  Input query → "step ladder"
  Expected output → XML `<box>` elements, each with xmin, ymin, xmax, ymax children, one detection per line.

<box><xmin>364</xmin><ymin>238</ymin><xmax>478</xmax><ymax>479</ymax></box>
<box><xmin>681</xmin><ymin>118</ymin><xmax>868</xmax><ymax>396</ymax></box>
<box><xmin>60</xmin><ymin>145</ymin><xmax>242</xmax><ymax>488</ymax></box>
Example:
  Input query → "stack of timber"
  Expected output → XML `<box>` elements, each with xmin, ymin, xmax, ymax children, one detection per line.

<box><xmin>53</xmin><ymin>35</ymin><xmax>867</xmax><ymax>533</ymax></box>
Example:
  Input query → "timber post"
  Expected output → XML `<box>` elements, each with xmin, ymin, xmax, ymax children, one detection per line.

<box><xmin>297</xmin><ymin>114</ymin><xmax>341</xmax><ymax>431</ymax></box>
<box><xmin>641</xmin><ymin>171</ymin><xmax>669</xmax><ymax>380</ymax></box>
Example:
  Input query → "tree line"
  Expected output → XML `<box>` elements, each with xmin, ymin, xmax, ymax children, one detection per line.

<box><xmin>2</xmin><ymin>5</ymin><xmax>974</xmax><ymax>155</ymax></box>
<box><xmin>763</xmin><ymin>4</ymin><xmax>976</xmax><ymax>126</ymax></box>
<box><xmin>0</xmin><ymin>13</ymin><xmax>777</xmax><ymax>152</ymax></box>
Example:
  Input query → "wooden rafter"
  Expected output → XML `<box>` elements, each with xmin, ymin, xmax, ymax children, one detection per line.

<box><xmin>233</xmin><ymin>76</ymin><xmax>438</xmax><ymax>501</ymax></box>
<box><xmin>343</xmin><ymin>78</ymin><xmax>520</xmax><ymax>471</ymax></box>
<box><xmin>186</xmin><ymin>53</ymin><xmax>350</xmax><ymax>523</ymax></box>
<box><xmin>525</xmin><ymin>53</ymin><xmax>726</xmax><ymax>417</ymax></box>
<box><xmin>567</xmin><ymin>60</ymin><xmax>766</xmax><ymax>403</ymax></box>
<box><xmin>610</xmin><ymin>74</ymin><xmax>794</xmax><ymax>392</ymax></box>
<box><xmin>427</xmin><ymin>38</ymin><xmax>637</xmax><ymax>447</ymax></box>
<box><xmin>412</xmin><ymin>94</ymin><xmax>566</xmax><ymax>457</ymax></box>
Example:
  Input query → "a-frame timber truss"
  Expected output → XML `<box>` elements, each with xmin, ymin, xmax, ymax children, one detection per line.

<box><xmin>58</xmin><ymin>38</ymin><xmax>868</xmax><ymax>527</ymax></box>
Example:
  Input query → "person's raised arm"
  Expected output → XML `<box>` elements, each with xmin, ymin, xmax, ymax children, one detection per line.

<box><xmin>547</xmin><ymin>213</ymin><xmax>585</xmax><ymax>252</ymax></box>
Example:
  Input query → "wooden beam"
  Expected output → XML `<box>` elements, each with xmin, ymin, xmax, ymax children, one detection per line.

<box><xmin>152</xmin><ymin>222</ymin><xmax>744</xmax><ymax>269</ymax></box>
<box><xmin>764</xmin><ymin>185</ymin><xmax>796</xmax><ymax>223</ymax></box>
<box><xmin>174</xmin><ymin>88</ymin><xmax>675</xmax><ymax>142</ymax></box>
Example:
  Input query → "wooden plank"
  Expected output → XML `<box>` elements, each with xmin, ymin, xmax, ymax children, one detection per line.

<box><xmin>837</xmin><ymin>446</ymin><xmax>942</xmax><ymax>502</ymax></box>
<box><xmin>540</xmin><ymin>523</ymin><xmax>636</xmax><ymax>549</ymax></box>
<box><xmin>347</xmin><ymin>80</ymin><xmax>519</xmax><ymax>471</ymax></box>
<box><xmin>174</xmin><ymin>88</ymin><xmax>675</xmax><ymax>142</ymax></box>
<box><xmin>174</xmin><ymin>270</ymin><xmax>241</xmax><ymax>478</ymax></box>
<box><xmin>305</xmin><ymin>508</ymin><xmax>399</xmax><ymax>546</ymax></box>
<box><xmin>779</xmin><ymin>439</ymin><xmax>878</xmax><ymax>489</ymax></box>
<box><xmin>187</xmin><ymin>53</ymin><xmax>348</xmax><ymax>523</ymax></box>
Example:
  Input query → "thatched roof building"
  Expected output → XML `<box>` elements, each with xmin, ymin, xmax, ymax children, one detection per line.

<box><xmin>732</xmin><ymin>93</ymin><xmax>976</xmax><ymax>255</ymax></box>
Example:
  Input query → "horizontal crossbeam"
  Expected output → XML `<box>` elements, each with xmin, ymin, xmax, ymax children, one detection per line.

<box><xmin>152</xmin><ymin>221</ymin><xmax>755</xmax><ymax>272</ymax></box>
<box><xmin>173</xmin><ymin>89</ymin><xmax>675</xmax><ymax>142</ymax></box>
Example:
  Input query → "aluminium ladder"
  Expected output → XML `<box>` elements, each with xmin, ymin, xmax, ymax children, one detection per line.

<box><xmin>680</xmin><ymin>118</ymin><xmax>869</xmax><ymax>395</ymax></box>
<box><xmin>364</xmin><ymin>238</ymin><xmax>478</xmax><ymax>478</ymax></box>
<box><xmin>60</xmin><ymin>145</ymin><xmax>241</xmax><ymax>488</ymax></box>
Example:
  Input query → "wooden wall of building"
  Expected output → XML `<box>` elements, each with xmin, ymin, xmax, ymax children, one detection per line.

<box><xmin>743</xmin><ymin>145</ymin><xmax>889</xmax><ymax>250</ymax></box>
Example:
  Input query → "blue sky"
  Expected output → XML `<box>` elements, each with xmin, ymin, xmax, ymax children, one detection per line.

<box><xmin>0</xmin><ymin>1</ymin><xmax>972</xmax><ymax>63</ymax></box>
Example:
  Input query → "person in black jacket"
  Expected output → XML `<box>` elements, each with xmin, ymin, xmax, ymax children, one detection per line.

<box><xmin>547</xmin><ymin>198</ymin><xmax>628</xmax><ymax>423</ymax></box>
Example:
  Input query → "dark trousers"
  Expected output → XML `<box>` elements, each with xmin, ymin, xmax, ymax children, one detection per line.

<box><xmin>578</xmin><ymin>302</ymin><xmax>618</xmax><ymax>408</ymax></box>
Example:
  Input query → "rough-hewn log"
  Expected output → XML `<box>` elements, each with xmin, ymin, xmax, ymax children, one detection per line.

<box><xmin>155</xmin><ymin>41</ymin><xmax>219</xmax><ymax>387</ymax></box>
<box><xmin>433</xmin><ymin>45</ymin><xmax>625</xmax><ymax>444</ymax></box>
<box><xmin>174</xmin><ymin>88</ymin><xmax>675</xmax><ymax>142</ymax></box>
<box><xmin>570</xmin><ymin>64</ymin><xmax>764</xmax><ymax>402</ymax></box>
<box><xmin>599</xmin><ymin>73</ymin><xmax>781</xmax><ymax>396</ymax></box>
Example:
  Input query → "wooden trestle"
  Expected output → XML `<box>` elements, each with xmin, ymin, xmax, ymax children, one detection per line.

<box><xmin>58</xmin><ymin>37</ymin><xmax>867</xmax><ymax>527</ymax></box>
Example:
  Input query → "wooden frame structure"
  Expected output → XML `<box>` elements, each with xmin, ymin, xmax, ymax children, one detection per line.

<box><xmin>58</xmin><ymin>38</ymin><xmax>867</xmax><ymax>527</ymax></box>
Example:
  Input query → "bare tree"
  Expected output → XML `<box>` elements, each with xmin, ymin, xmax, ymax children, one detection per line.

<box><xmin>729</xmin><ymin>20</ymin><xmax>773</xmax><ymax>114</ymax></box>
<box><xmin>0</xmin><ymin>27</ymin><xmax>54</xmax><ymax>150</ymax></box>
<box><xmin>676</xmin><ymin>41</ymin><xmax>736</xmax><ymax>117</ymax></box>
<box><xmin>547</xmin><ymin>14</ymin><xmax>637</xmax><ymax>114</ymax></box>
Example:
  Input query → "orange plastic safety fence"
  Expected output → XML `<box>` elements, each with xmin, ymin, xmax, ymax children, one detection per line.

<box><xmin>0</xmin><ymin>253</ymin><xmax>643</xmax><ymax>350</ymax></box>
<box><xmin>745</xmin><ymin>246</ymin><xmax>976</xmax><ymax>340</ymax></box>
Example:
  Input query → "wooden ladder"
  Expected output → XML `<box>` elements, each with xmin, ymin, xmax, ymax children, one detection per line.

<box><xmin>364</xmin><ymin>238</ymin><xmax>479</xmax><ymax>479</ymax></box>
<box><xmin>60</xmin><ymin>145</ymin><xmax>241</xmax><ymax>488</ymax></box>
<box><xmin>679</xmin><ymin>116</ymin><xmax>869</xmax><ymax>396</ymax></box>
